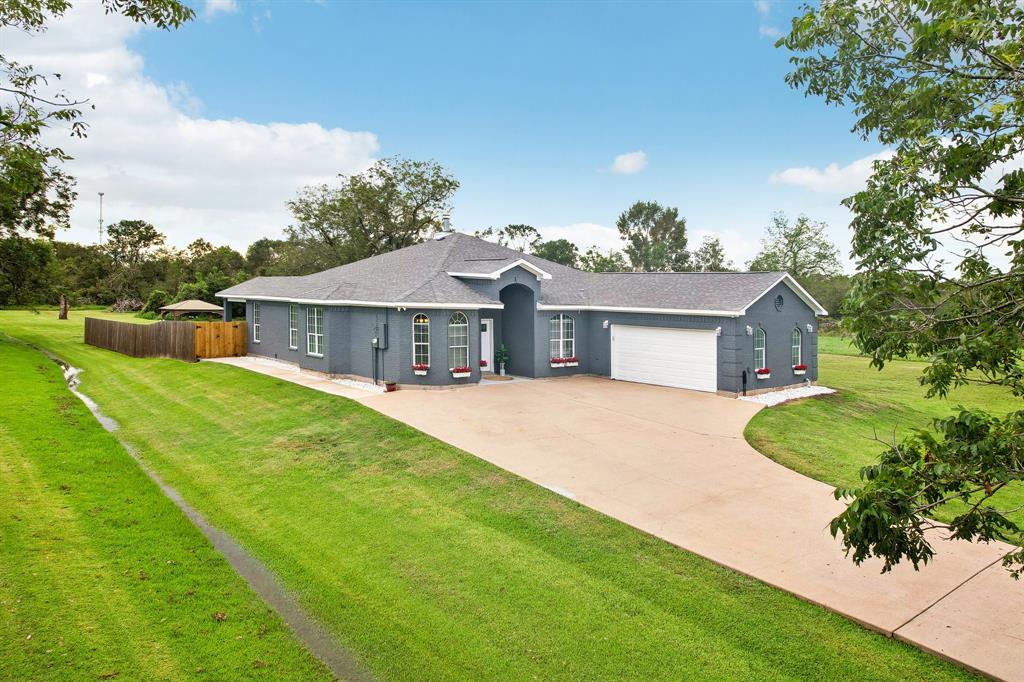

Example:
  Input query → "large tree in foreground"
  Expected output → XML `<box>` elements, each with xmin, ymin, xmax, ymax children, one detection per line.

<box><xmin>287</xmin><ymin>157</ymin><xmax>459</xmax><ymax>270</ymax></box>
<box><xmin>782</xmin><ymin>0</ymin><xmax>1024</xmax><ymax>575</ymax></box>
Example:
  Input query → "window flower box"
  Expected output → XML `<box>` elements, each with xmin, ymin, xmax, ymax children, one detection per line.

<box><xmin>451</xmin><ymin>366</ymin><xmax>472</xmax><ymax>379</ymax></box>
<box><xmin>792</xmin><ymin>363</ymin><xmax>807</xmax><ymax>376</ymax></box>
<box><xmin>550</xmin><ymin>357</ymin><xmax>565</xmax><ymax>368</ymax></box>
<box><xmin>563</xmin><ymin>356</ymin><xmax>579</xmax><ymax>368</ymax></box>
<box><xmin>412</xmin><ymin>363</ymin><xmax>429</xmax><ymax>376</ymax></box>
<box><xmin>755</xmin><ymin>368</ymin><xmax>771</xmax><ymax>380</ymax></box>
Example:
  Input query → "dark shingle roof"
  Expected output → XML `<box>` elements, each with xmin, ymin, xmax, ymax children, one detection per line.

<box><xmin>217</xmin><ymin>232</ymin><xmax>824</xmax><ymax>314</ymax></box>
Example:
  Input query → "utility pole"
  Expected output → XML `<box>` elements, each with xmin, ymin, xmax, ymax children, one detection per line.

<box><xmin>98</xmin><ymin>192</ymin><xmax>105</xmax><ymax>245</ymax></box>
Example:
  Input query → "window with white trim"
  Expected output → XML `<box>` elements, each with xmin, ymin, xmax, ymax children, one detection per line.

<box><xmin>413</xmin><ymin>314</ymin><xmax>430</xmax><ymax>366</ymax></box>
<box><xmin>791</xmin><ymin>328</ymin><xmax>802</xmax><ymax>366</ymax></box>
<box><xmin>447</xmin><ymin>312</ymin><xmax>468</xmax><ymax>369</ymax></box>
<box><xmin>252</xmin><ymin>302</ymin><xmax>261</xmax><ymax>343</ymax></box>
<box><xmin>306</xmin><ymin>306</ymin><xmax>324</xmax><ymax>356</ymax></box>
<box><xmin>548</xmin><ymin>314</ymin><xmax>575</xmax><ymax>359</ymax></box>
<box><xmin>754</xmin><ymin>328</ymin><xmax>766</xmax><ymax>369</ymax></box>
<box><xmin>288</xmin><ymin>304</ymin><xmax>298</xmax><ymax>350</ymax></box>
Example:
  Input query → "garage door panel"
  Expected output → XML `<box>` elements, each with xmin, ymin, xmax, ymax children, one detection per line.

<box><xmin>611</xmin><ymin>325</ymin><xmax>717</xmax><ymax>392</ymax></box>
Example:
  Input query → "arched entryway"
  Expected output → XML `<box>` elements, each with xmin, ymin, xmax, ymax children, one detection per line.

<box><xmin>499</xmin><ymin>283</ymin><xmax>535</xmax><ymax>377</ymax></box>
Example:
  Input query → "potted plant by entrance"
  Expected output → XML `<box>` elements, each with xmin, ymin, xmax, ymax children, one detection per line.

<box><xmin>479</xmin><ymin>359</ymin><xmax>488</xmax><ymax>369</ymax></box>
<box><xmin>792</xmin><ymin>363</ymin><xmax>807</xmax><ymax>376</ymax></box>
<box><xmin>451</xmin><ymin>365</ymin><xmax>472</xmax><ymax>379</ymax></box>
<box><xmin>495</xmin><ymin>344</ymin><xmax>510</xmax><ymax>376</ymax></box>
<box><xmin>550</xmin><ymin>356</ymin><xmax>565</xmax><ymax>368</ymax></box>
<box><xmin>755</xmin><ymin>367</ymin><xmax>771</xmax><ymax>380</ymax></box>
<box><xmin>564</xmin><ymin>355</ymin><xmax>579</xmax><ymax>368</ymax></box>
<box><xmin>412</xmin><ymin>363</ymin><xmax>429</xmax><ymax>376</ymax></box>
<box><xmin>384</xmin><ymin>380</ymin><xmax>398</xmax><ymax>392</ymax></box>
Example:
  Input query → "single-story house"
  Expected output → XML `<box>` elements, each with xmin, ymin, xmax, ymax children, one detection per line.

<box><xmin>216</xmin><ymin>230</ymin><xmax>826</xmax><ymax>394</ymax></box>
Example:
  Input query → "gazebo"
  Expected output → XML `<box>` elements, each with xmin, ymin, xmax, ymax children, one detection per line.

<box><xmin>158</xmin><ymin>299</ymin><xmax>224</xmax><ymax>320</ymax></box>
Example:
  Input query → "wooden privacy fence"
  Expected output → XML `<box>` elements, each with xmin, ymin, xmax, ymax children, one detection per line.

<box><xmin>85</xmin><ymin>318</ymin><xmax>247</xmax><ymax>362</ymax></box>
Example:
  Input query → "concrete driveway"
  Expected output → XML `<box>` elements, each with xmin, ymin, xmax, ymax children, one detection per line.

<box><xmin>209</xmin><ymin>358</ymin><xmax>1023</xmax><ymax>680</ymax></box>
<box><xmin>360</xmin><ymin>375</ymin><xmax>1023</xmax><ymax>681</ymax></box>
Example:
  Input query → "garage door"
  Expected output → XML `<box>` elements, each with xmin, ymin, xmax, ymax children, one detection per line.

<box><xmin>610</xmin><ymin>325</ymin><xmax>717</xmax><ymax>392</ymax></box>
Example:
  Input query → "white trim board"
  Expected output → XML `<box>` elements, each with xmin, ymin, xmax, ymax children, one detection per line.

<box><xmin>536</xmin><ymin>303</ymin><xmax>741</xmax><ymax>317</ymax></box>
<box><xmin>740</xmin><ymin>274</ymin><xmax>829</xmax><ymax>317</ymax></box>
<box><xmin>216</xmin><ymin>294</ymin><xmax>504</xmax><ymax>310</ymax></box>
<box><xmin>446</xmin><ymin>259</ymin><xmax>552</xmax><ymax>281</ymax></box>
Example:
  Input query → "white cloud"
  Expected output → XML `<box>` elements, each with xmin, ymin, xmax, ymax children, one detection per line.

<box><xmin>608</xmin><ymin>150</ymin><xmax>647</xmax><ymax>175</ymax></box>
<box><xmin>769</xmin><ymin>150</ymin><xmax>895</xmax><ymax>194</ymax></box>
<box><xmin>2</xmin><ymin>4</ymin><xmax>378</xmax><ymax>250</ymax></box>
<box><xmin>251</xmin><ymin>8</ymin><xmax>271</xmax><ymax>33</ymax></box>
<box><xmin>539</xmin><ymin>223</ymin><xmax>621</xmax><ymax>252</ymax></box>
<box><xmin>758</xmin><ymin>25</ymin><xmax>781</xmax><ymax>38</ymax></box>
<box><xmin>203</xmin><ymin>0</ymin><xmax>238</xmax><ymax>19</ymax></box>
<box><xmin>753</xmin><ymin>0</ymin><xmax>772</xmax><ymax>16</ymax></box>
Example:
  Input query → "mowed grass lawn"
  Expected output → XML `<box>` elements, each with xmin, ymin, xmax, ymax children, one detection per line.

<box><xmin>0</xmin><ymin>335</ymin><xmax>327</xmax><ymax>680</ymax></box>
<box><xmin>746</xmin><ymin>339</ymin><xmax>1023</xmax><ymax>538</ymax></box>
<box><xmin>0</xmin><ymin>312</ymin><xmax>977</xmax><ymax>680</ymax></box>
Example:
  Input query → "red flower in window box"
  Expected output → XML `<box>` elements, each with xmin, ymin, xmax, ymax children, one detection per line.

<box><xmin>550</xmin><ymin>357</ymin><xmax>564</xmax><ymax>363</ymax></box>
<box><xmin>479</xmin><ymin>359</ymin><xmax>488</xmax><ymax>367</ymax></box>
<box><xmin>412</xmin><ymin>363</ymin><xmax>429</xmax><ymax>371</ymax></box>
<box><xmin>565</xmin><ymin>356</ymin><xmax>578</xmax><ymax>363</ymax></box>
<box><xmin>451</xmin><ymin>365</ymin><xmax>472</xmax><ymax>375</ymax></box>
<box><xmin>793</xmin><ymin>364</ymin><xmax>808</xmax><ymax>371</ymax></box>
<box><xmin>755</xmin><ymin>367</ymin><xmax>771</xmax><ymax>375</ymax></box>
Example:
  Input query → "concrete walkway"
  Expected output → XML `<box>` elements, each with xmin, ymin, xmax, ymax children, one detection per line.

<box><xmin>209</xmin><ymin>359</ymin><xmax>1023</xmax><ymax>681</ymax></box>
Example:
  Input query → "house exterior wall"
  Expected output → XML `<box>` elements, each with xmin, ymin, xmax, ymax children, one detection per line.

<box><xmin>245</xmin><ymin>300</ymin><xmax>330</xmax><ymax>374</ymax></box>
<box><xmin>735</xmin><ymin>280</ymin><xmax>819</xmax><ymax>390</ymax></box>
<box><xmin>237</xmin><ymin>278</ymin><xmax>818</xmax><ymax>392</ymax></box>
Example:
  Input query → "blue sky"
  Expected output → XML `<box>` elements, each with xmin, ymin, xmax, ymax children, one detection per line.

<box><xmin>16</xmin><ymin>1</ymin><xmax>885</xmax><ymax>267</ymax></box>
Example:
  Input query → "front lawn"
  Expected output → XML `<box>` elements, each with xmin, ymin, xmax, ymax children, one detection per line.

<box><xmin>0</xmin><ymin>333</ymin><xmax>327</xmax><ymax>681</ymax></box>
<box><xmin>0</xmin><ymin>311</ymin><xmax>977</xmax><ymax>680</ymax></box>
<box><xmin>746</xmin><ymin>348</ymin><xmax>1023</xmax><ymax>538</ymax></box>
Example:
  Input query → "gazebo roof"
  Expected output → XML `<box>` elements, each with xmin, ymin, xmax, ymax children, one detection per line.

<box><xmin>158</xmin><ymin>299</ymin><xmax>224</xmax><ymax>313</ymax></box>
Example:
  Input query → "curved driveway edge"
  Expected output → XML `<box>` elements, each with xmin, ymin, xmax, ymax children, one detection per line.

<box><xmin>211</xmin><ymin>359</ymin><xmax>1024</xmax><ymax>681</ymax></box>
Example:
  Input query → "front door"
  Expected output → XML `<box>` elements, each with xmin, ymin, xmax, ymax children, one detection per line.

<box><xmin>480</xmin><ymin>318</ymin><xmax>494</xmax><ymax>372</ymax></box>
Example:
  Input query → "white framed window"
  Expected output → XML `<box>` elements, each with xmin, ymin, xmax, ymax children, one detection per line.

<box><xmin>288</xmin><ymin>304</ymin><xmax>298</xmax><ymax>350</ymax></box>
<box><xmin>447</xmin><ymin>311</ymin><xmax>469</xmax><ymax>369</ymax></box>
<box><xmin>413</xmin><ymin>314</ymin><xmax>430</xmax><ymax>366</ymax></box>
<box><xmin>754</xmin><ymin>328</ymin><xmax>766</xmax><ymax>369</ymax></box>
<box><xmin>306</xmin><ymin>306</ymin><xmax>324</xmax><ymax>357</ymax></box>
<box><xmin>252</xmin><ymin>302</ymin><xmax>261</xmax><ymax>343</ymax></box>
<box><xmin>791</xmin><ymin>328</ymin><xmax>802</xmax><ymax>366</ymax></box>
<box><xmin>548</xmin><ymin>314</ymin><xmax>575</xmax><ymax>359</ymax></box>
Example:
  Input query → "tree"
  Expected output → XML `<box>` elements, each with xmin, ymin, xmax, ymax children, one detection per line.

<box><xmin>498</xmin><ymin>224</ymin><xmax>541</xmax><ymax>253</ymax></box>
<box><xmin>0</xmin><ymin>236</ymin><xmax>56</xmax><ymax>305</ymax></box>
<box><xmin>691</xmin><ymin>236</ymin><xmax>735</xmax><ymax>272</ymax></box>
<box><xmin>104</xmin><ymin>219</ymin><xmax>166</xmax><ymax>299</ymax></box>
<box><xmin>53</xmin><ymin>241</ymin><xmax>112</xmax><ymax>304</ymax></box>
<box><xmin>245</xmin><ymin>238</ymin><xmax>288</xmax><ymax>276</ymax></box>
<box><xmin>782</xmin><ymin>0</ymin><xmax>1024</xmax><ymax>575</ymax></box>
<box><xmin>532</xmin><ymin>238</ymin><xmax>579</xmax><ymax>267</ymax></box>
<box><xmin>579</xmin><ymin>246</ymin><xmax>628</xmax><ymax>273</ymax></box>
<box><xmin>1</xmin><ymin>1</ymin><xmax>193</xmax><ymax>240</ymax></box>
<box><xmin>615</xmin><ymin>201</ymin><xmax>690</xmax><ymax>271</ymax></box>
<box><xmin>287</xmin><ymin>157</ymin><xmax>459</xmax><ymax>270</ymax></box>
<box><xmin>746</xmin><ymin>213</ymin><xmax>841</xmax><ymax>277</ymax></box>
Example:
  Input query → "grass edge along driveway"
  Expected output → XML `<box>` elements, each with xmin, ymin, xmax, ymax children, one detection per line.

<box><xmin>0</xmin><ymin>334</ymin><xmax>329</xmax><ymax>681</ymax></box>
<box><xmin>0</xmin><ymin>311</ymin><xmax>977</xmax><ymax>680</ymax></box>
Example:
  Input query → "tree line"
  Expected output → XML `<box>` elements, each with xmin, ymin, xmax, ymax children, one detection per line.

<box><xmin>0</xmin><ymin>154</ymin><xmax>851</xmax><ymax>318</ymax></box>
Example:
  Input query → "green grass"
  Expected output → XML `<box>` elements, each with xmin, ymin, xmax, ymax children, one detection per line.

<box><xmin>0</xmin><ymin>332</ymin><xmax>327</xmax><ymax>681</ymax></box>
<box><xmin>0</xmin><ymin>311</ymin><xmax>978</xmax><ymax>680</ymax></box>
<box><xmin>746</xmin><ymin>350</ymin><xmax>1023</xmax><ymax>538</ymax></box>
<box><xmin>817</xmin><ymin>334</ymin><xmax>863</xmax><ymax>357</ymax></box>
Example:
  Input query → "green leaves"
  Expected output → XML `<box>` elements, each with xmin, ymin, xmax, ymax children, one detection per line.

<box><xmin>783</xmin><ymin>0</ymin><xmax>1024</xmax><ymax>575</ymax></box>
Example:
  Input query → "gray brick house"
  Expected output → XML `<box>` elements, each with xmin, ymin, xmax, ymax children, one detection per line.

<box><xmin>216</xmin><ymin>231</ymin><xmax>826</xmax><ymax>394</ymax></box>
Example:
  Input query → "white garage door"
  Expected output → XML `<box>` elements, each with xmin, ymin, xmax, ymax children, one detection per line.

<box><xmin>610</xmin><ymin>325</ymin><xmax>718</xmax><ymax>392</ymax></box>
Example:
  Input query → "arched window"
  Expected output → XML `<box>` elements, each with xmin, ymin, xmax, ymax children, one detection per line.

<box><xmin>413</xmin><ymin>314</ymin><xmax>430</xmax><ymax>366</ymax></box>
<box><xmin>447</xmin><ymin>312</ymin><xmax>469</xmax><ymax>369</ymax></box>
<box><xmin>791</xmin><ymin>328</ymin><xmax>802</xmax><ymax>367</ymax></box>
<box><xmin>754</xmin><ymin>328</ymin><xmax>766</xmax><ymax>369</ymax></box>
<box><xmin>549</xmin><ymin>314</ymin><xmax>575</xmax><ymax>359</ymax></box>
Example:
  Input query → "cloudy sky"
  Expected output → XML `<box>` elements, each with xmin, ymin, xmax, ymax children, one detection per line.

<box><xmin>6</xmin><ymin>0</ymin><xmax>886</xmax><ymax>268</ymax></box>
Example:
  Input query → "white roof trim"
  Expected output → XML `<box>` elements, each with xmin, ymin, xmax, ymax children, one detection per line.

<box><xmin>537</xmin><ymin>303</ymin><xmax>740</xmax><ymax>317</ymax></box>
<box><xmin>447</xmin><ymin>259</ymin><xmax>552</xmax><ymax>281</ymax></box>
<box><xmin>217</xmin><ymin>293</ymin><xmax>504</xmax><ymax>310</ymax></box>
<box><xmin>739</xmin><ymin>273</ymin><xmax>829</xmax><ymax>316</ymax></box>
